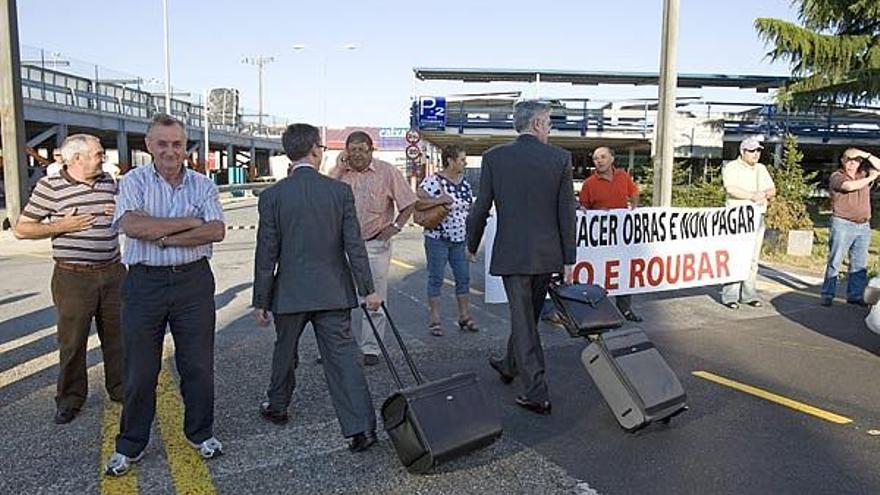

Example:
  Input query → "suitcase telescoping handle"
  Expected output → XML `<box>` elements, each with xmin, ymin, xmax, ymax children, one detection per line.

<box><xmin>361</xmin><ymin>302</ymin><xmax>425</xmax><ymax>387</ymax></box>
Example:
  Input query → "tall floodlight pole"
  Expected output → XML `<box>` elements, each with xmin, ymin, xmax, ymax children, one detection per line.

<box><xmin>203</xmin><ymin>89</ymin><xmax>210</xmax><ymax>171</ymax></box>
<box><xmin>292</xmin><ymin>44</ymin><xmax>358</xmax><ymax>148</ymax></box>
<box><xmin>162</xmin><ymin>0</ymin><xmax>172</xmax><ymax>114</ymax></box>
<box><xmin>653</xmin><ymin>0</ymin><xmax>680</xmax><ymax>206</ymax></box>
<box><xmin>1</xmin><ymin>0</ymin><xmax>28</xmax><ymax>228</ymax></box>
<box><xmin>241</xmin><ymin>56</ymin><xmax>275</xmax><ymax>133</ymax></box>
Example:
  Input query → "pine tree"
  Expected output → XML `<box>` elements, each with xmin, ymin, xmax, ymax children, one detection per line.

<box><xmin>755</xmin><ymin>1</ymin><xmax>880</xmax><ymax>108</ymax></box>
<box><xmin>765</xmin><ymin>134</ymin><xmax>818</xmax><ymax>233</ymax></box>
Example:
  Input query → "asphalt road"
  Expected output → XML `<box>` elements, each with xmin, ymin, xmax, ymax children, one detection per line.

<box><xmin>1</xmin><ymin>196</ymin><xmax>879</xmax><ymax>494</ymax></box>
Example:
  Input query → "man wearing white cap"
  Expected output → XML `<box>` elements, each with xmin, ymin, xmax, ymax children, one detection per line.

<box><xmin>720</xmin><ymin>137</ymin><xmax>776</xmax><ymax>309</ymax></box>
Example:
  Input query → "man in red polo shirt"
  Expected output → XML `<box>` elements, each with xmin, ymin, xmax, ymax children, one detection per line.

<box><xmin>578</xmin><ymin>146</ymin><xmax>643</xmax><ymax>322</ymax></box>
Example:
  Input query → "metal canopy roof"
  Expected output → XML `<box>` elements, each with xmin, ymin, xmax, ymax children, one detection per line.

<box><xmin>413</xmin><ymin>68</ymin><xmax>790</xmax><ymax>91</ymax></box>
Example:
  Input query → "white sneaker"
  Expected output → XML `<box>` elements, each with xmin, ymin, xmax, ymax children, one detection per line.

<box><xmin>104</xmin><ymin>451</ymin><xmax>144</xmax><ymax>477</ymax></box>
<box><xmin>188</xmin><ymin>436</ymin><xmax>223</xmax><ymax>459</ymax></box>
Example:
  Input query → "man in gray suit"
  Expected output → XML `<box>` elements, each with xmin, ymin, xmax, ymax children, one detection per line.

<box><xmin>467</xmin><ymin>100</ymin><xmax>576</xmax><ymax>415</ymax></box>
<box><xmin>252</xmin><ymin>123</ymin><xmax>382</xmax><ymax>452</ymax></box>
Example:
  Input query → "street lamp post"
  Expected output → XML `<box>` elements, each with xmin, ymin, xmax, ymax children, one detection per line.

<box><xmin>241</xmin><ymin>56</ymin><xmax>275</xmax><ymax>134</ymax></box>
<box><xmin>162</xmin><ymin>0</ymin><xmax>172</xmax><ymax>114</ymax></box>
<box><xmin>292</xmin><ymin>44</ymin><xmax>358</xmax><ymax>147</ymax></box>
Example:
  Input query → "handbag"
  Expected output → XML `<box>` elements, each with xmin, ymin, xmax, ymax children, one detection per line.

<box><xmin>547</xmin><ymin>282</ymin><xmax>625</xmax><ymax>338</ymax></box>
<box><xmin>413</xmin><ymin>197</ymin><xmax>451</xmax><ymax>230</ymax></box>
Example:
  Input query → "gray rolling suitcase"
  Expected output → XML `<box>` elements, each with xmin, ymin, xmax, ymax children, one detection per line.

<box><xmin>581</xmin><ymin>327</ymin><xmax>687</xmax><ymax>432</ymax></box>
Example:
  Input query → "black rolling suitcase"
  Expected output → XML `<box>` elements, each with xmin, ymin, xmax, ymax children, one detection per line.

<box><xmin>581</xmin><ymin>327</ymin><xmax>687</xmax><ymax>432</ymax></box>
<box><xmin>363</xmin><ymin>303</ymin><xmax>503</xmax><ymax>473</ymax></box>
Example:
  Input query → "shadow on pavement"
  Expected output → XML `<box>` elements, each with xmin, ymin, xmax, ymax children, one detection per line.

<box><xmin>0</xmin><ymin>305</ymin><xmax>56</xmax><ymax>344</ymax></box>
<box><xmin>770</xmin><ymin>291</ymin><xmax>880</xmax><ymax>356</ymax></box>
<box><xmin>0</xmin><ymin>292</ymin><xmax>39</xmax><ymax>307</ymax></box>
<box><xmin>215</xmin><ymin>283</ymin><xmax>251</xmax><ymax>312</ymax></box>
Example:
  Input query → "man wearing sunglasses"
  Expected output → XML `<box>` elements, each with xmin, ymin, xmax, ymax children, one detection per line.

<box><xmin>820</xmin><ymin>148</ymin><xmax>880</xmax><ymax>307</ymax></box>
<box><xmin>720</xmin><ymin>137</ymin><xmax>776</xmax><ymax>309</ymax></box>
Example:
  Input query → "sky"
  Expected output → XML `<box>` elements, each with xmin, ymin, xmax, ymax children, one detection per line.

<box><xmin>16</xmin><ymin>0</ymin><xmax>801</xmax><ymax>128</ymax></box>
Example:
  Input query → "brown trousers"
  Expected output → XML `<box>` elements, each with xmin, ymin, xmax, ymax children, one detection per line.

<box><xmin>50</xmin><ymin>263</ymin><xmax>126</xmax><ymax>411</ymax></box>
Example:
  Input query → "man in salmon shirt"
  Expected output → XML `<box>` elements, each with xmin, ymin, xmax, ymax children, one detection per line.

<box><xmin>578</xmin><ymin>146</ymin><xmax>643</xmax><ymax>322</ymax></box>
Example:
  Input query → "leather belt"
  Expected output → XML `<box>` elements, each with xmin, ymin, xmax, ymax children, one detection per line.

<box><xmin>55</xmin><ymin>260</ymin><xmax>120</xmax><ymax>273</ymax></box>
<box><xmin>130</xmin><ymin>258</ymin><xmax>207</xmax><ymax>273</ymax></box>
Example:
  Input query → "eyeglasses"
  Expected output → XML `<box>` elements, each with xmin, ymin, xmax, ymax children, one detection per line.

<box><xmin>843</xmin><ymin>156</ymin><xmax>860</xmax><ymax>162</ymax></box>
<box><xmin>743</xmin><ymin>148</ymin><xmax>761</xmax><ymax>153</ymax></box>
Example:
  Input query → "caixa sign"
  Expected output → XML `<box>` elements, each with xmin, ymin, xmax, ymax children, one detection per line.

<box><xmin>418</xmin><ymin>96</ymin><xmax>446</xmax><ymax>130</ymax></box>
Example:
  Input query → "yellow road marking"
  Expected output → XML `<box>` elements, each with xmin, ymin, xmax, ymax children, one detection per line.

<box><xmin>156</xmin><ymin>366</ymin><xmax>218</xmax><ymax>495</ymax></box>
<box><xmin>391</xmin><ymin>258</ymin><xmax>484</xmax><ymax>296</ymax></box>
<box><xmin>391</xmin><ymin>258</ymin><xmax>416</xmax><ymax>270</ymax></box>
<box><xmin>0</xmin><ymin>333</ymin><xmax>99</xmax><ymax>388</ymax></box>
<box><xmin>100</xmin><ymin>399</ymin><xmax>137</xmax><ymax>494</ymax></box>
<box><xmin>693</xmin><ymin>370</ymin><xmax>853</xmax><ymax>425</ymax></box>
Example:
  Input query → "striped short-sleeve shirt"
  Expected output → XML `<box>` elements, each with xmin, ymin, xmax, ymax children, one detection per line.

<box><xmin>22</xmin><ymin>170</ymin><xmax>120</xmax><ymax>264</ymax></box>
<box><xmin>113</xmin><ymin>164</ymin><xmax>225</xmax><ymax>266</ymax></box>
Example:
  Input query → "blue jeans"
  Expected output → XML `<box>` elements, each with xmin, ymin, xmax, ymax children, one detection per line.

<box><xmin>821</xmin><ymin>216</ymin><xmax>871</xmax><ymax>302</ymax></box>
<box><xmin>424</xmin><ymin>236</ymin><xmax>470</xmax><ymax>298</ymax></box>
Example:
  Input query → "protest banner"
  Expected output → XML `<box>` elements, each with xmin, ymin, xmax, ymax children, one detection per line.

<box><xmin>483</xmin><ymin>205</ymin><xmax>759</xmax><ymax>303</ymax></box>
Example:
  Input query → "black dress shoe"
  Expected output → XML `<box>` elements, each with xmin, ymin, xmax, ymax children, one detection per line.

<box><xmin>348</xmin><ymin>431</ymin><xmax>377</xmax><ymax>452</ymax></box>
<box><xmin>622</xmin><ymin>310</ymin><xmax>643</xmax><ymax>322</ymax></box>
<box><xmin>260</xmin><ymin>401</ymin><xmax>289</xmax><ymax>425</ymax></box>
<box><xmin>488</xmin><ymin>357</ymin><xmax>514</xmax><ymax>384</ymax></box>
<box><xmin>515</xmin><ymin>396</ymin><xmax>551</xmax><ymax>415</ymax></box>
<box><xmin>54</xmin><ymin>408</ymin><xmax>79</xmax><ymax>425</ymax></box>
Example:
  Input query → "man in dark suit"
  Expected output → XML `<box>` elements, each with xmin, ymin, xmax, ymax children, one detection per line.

<box><xmin>252</xmin><ymin>123</ymin><xmax>382</xmax><ymax>452</ymax></box>
<box><xmin>467</xmin><ymin>100</ymin><xmax>576</xmax><ymax>415</ymax></box>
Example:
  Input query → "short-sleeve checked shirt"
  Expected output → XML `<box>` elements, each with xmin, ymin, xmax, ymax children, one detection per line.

<box><xmin>113</xmin><ymin>164</ymin><xmax>225</xmax><ymax>266</ymax></box>
<box><xmin>328</xmin><ymin>158</ymin><xmax>417</xmax><ymax>240</ymax></box>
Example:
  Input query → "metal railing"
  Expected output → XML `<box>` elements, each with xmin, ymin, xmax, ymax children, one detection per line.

<box><xmin>413</xmin><ymin>98</ymin><xmax>880</xmax><ymax>141</ymax></box>
<box><xmin>722</xmin><ymin>111</ymin><xmax>880</xmax><ymax>141</ymax></box>
<box><xmin>413</xmin><ymin>100</ymin><xmax>654</xmax><ymax>137</ymax></box>
<box><xmin>18</xmin><ymin>47</ymin><xmax>290</xmax><ymax>137</ymax></box>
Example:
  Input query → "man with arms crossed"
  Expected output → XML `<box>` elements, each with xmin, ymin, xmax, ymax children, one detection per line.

<box><xmin>105</xmin><ymin>114</ymin><xmax>226</xmax><ymax>476</ymax></box>
<box><xmin>721</xmin><ymin>137</ymin><xmax>776</xmax><ymax>309</ymax></box>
